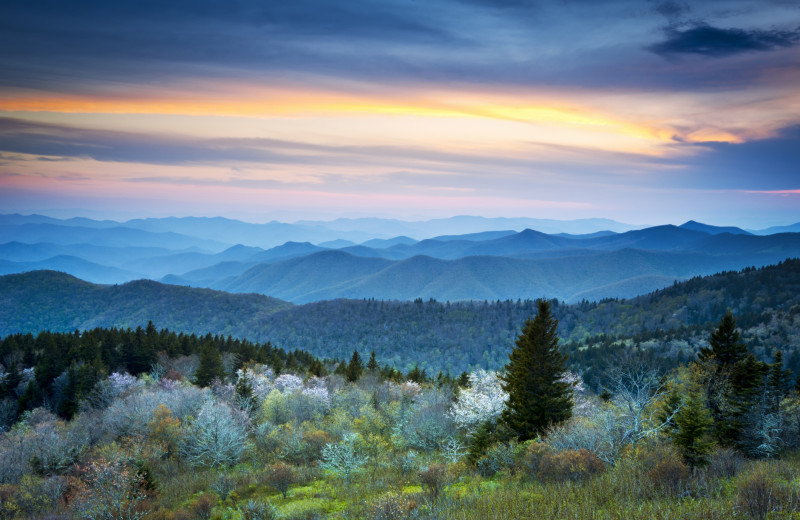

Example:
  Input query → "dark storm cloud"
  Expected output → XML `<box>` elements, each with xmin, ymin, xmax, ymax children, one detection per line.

<box><xmin>650</xmin><ymin>24</ymin><xmax>800</xmax><ymax>57</ymax></box>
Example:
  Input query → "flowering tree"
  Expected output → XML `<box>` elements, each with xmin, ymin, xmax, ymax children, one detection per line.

<box><xmin>320</xmin><ymin>432</ymin><xmax>368</xmax><ymax>485</ymax></box>
<box><xmin>450</xmin><ymin>370</ymin><xmax>508</xmax><ymax>433</ymax></box>
<box><xmin>274</xmin><ymin>374</ymin><xmax>303</xmax><ymax>393</ymax></box>
<box><xmin>181</xmin><ymin>399</ymin><xmax>248</xmax><ymax>468</ymax></box>
<box><xmin>70</xmin><ymin>457</ymin><xmax>150</xmax><ymax>520</ymax></box>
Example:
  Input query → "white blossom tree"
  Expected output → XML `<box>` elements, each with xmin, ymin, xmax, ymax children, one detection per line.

<box><xmin>181</xmin><ymin>399</ymin><xmax>248</xmax><ymax>468</ymax></box>
<box><xmin>320</xmin><ymin>432</ymin><xmax>368</xmax><ymax>485</ymax></box>
<box><xmin>449</xmin><ymin>370</ymin><xmax>507</xmax><ymax>433</ymax></box>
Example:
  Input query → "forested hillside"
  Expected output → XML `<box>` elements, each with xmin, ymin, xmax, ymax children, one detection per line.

<box><xmin>0</xmin><ymin>270</ymin><xmax>289</xmax><ymax>337</ymax></box>
<box><xmin>0</xmin><ymin>324</ymin><xmax>327</xmax><ymax>423</ymax></box>
<box><xmin>2</xmin><ymin>259</ymin><xmax>799</xmax><ymax>375</ymax></box>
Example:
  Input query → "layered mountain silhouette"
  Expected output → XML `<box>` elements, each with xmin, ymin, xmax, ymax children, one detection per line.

<box><xmin>2</xmin><ymin>214</ymin><xmax>799</xmax><ymax>302</ymax></box>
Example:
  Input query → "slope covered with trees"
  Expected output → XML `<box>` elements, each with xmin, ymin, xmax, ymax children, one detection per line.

<box><xmin>2</xmin><ymin>259</ymin><xmax>800</xmax><ymax>375</ymax></box>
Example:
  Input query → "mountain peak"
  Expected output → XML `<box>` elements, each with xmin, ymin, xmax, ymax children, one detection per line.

<box><xmin>679</xmin><ymin>220</ymin><xmax>751</xmax><ymax>236</ymax></box>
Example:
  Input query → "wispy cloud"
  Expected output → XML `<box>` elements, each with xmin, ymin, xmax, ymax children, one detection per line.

<box><xmin>1</xmin><ymin>0</ymin><xmax>799</xmax><ymax>225</ymax></box>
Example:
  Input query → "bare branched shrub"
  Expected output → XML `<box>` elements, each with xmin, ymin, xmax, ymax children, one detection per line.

<box><xmin>736</xmin><ymin>467</ymin><xmax>786</xmax><ymax>520</ymax></box>
<box><xmin>188</xmin><ymin>493</ymin><xmax>217</xmax><ymax>520</ymax></box>
<box><xmin>69</xmin><ymin>457</ymin><xmax>151</xmax><ymax>520</ymax></box>
<box><xmin>536</xmin><ymin>449</ymin><xmax>605</xmax><ymax>482</ymax></box>
<box><xmin>210</xmin><ymin>473</ymin><xmax>237</xmax><ymax>500</ymax></box>
<box><xmin>641</xmin><ymin>445</ymin><xmax>689</xmax><ymax>496</ymax></box>
<box><xmin>371</xmin><ymin>492</ymin><xmax>417</xmax><ymax>520</ymax></box>
<box><xmin>418</xmin><ymin>463</ymin><xmax>448</xmax><ymax>500</ymax></box>
<box><xmin>181</xmin><ymin>399</ymin><xmax>248</xmax><ymax>469</ymax></box>
<box><xmin>320</xmin><ymin>433</ymin><xmax>367</xmax><ymax>485</ymax></box>
<box><xmin>238</xmin><ymin>499</ymin><xmax>279</xmax><ymax>520</ymax></box>
<box><xmin>707</xmin><ymin>447</ymin><xmax>744</xmax><ymax>479</ymax></box>
<box><xmin>265</xmin><ymin>462</ymin><xmax>299</xmax><ymax>499</ymax></box>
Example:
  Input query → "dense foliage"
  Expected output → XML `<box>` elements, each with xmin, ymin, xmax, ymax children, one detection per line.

<box><xmin>0</xmin><ymin>324</ymin><xmax>319</xmax><ymax>423</ymax></box>
<box><xmin>0</xmin><ymin>308</ymin><xmax>799</xmax><ymax>519</ymax></box>
<box><xmin>3</xmin><ymin>259</ymin><xmax>800</xmax><ymax>376</ymax></box>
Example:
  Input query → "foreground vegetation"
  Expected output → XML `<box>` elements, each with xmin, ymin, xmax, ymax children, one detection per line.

<box><xmin>1</xmin><ymin>303</ymin><xmax>799</xmax><ymax>518</ymax></box>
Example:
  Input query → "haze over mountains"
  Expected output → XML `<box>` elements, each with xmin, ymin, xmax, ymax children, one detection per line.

<box><xmin>2</xmin><ymin>214</ymin><xmax>799</xmax><ymax>303</ymax></box>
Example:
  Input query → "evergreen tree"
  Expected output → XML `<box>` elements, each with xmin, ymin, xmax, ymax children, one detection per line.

<box><xmin>466</xmin><ymin>421</ymin><xmax>494</xmax><ymax>466</ymax></box>
<box><xmin>195</xmin><ymin>342</ymin><xmax>225</xmax><ymax>387</ymax></box>
<box><xmin>698</xmin><ymin>310</ymin><xmax>746</xmax><ymax>367</ymax></box>
<box><xmin>308</xmin><ymin>359</ymin><xmax>328</xmax><ymax>378</ymax></box>
<box><xmin>345</xmin><ymin>350</ymin><xmax>364</xmax><ymax>383</ymax></box>
<box><xmin>407</xmin><ymin>364</ymin><xmax>426</xmax><ymax>383</ymax></box>
<box><xmin>767</xmin><ymin>350</ymin><xmax>792</xmax><ymax>413</ymax></box>
<box><xmin>500</xmin><ymin>299</ymin><xmax>572</xmax><ymax>441</ymax></box>
<box><xmin>697</xmin><ymin>311</ymin><xmax>764</xmax><ymax>447</ymax></box>
<box><xmin>726</xmin><ymin>355</ymin><xmax>768</xmax><ymax>448</ymax></box>
<box><xmin>671</xmin><ymin>390</ymin><xmax>713</xmax><ymax>468</ymax></box>
<box><xmin>366</xmin><ymin>350</ymin><xmax>379</xmax><ymax>372</ymax></box>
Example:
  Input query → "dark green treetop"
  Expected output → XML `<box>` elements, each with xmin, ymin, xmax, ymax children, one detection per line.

<box><xmin>346</xmin><ymin>349</ymin><xmax>364</xmax><ymax>383</ymax></box>
<box><xmin>698</xmin><ymin>310</ymin><xmax>747</xmax><ymax>367</ymax></box>
<box><xmin>195</xmin><ymin>341</ymin><xmax>226</xmax><ymax>387</ymax></box>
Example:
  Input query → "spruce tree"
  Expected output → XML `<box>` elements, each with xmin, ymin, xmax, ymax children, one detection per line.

<box><xmin>697</xmin><ymin>311</ymin><xmax>762</xmax><ymax>447</ymax></box>
<box><xmin>366</xmin><ymin>350</ymin><xmax>379</xmax><ymax>372</ymax></box>
<box><xmin>195</xmin><ymin>342</ymin><xmax>225</xmax><ymax>387</ymax></box>
<box><xmin>346</xmin><ymin>350</ymin><xmax>364</xmax><ymax>383</ymax></box>
<box><xmin>768</xmin><ymin>350</ymin><xmax>792</xmax><ymax>413</ymax></box>
<box><xmin>698</xmin><ymin>310</ymin><xmax>747</xmax><ymax>367</ymax></box>
<box><xmin>671</xmin><ymin>390</ymin><xmax>713</xmax><ymax>467</ymax></box>
<box><xmin>500</xmin><ymin>299</ymin><xmax>572</xmax><ymax>441</ymax></box>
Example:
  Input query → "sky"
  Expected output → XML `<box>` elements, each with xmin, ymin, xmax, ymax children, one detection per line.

<box><xmin>0</xmin><ymin>0</ymin><xmax>799</xmax><ymax>228</ymax></box>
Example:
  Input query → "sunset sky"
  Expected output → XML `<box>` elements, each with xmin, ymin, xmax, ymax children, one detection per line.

<box><xmin>1</xmin><ymin>0</ymin><xmax>799</xmax><ymax>227</ymax></box>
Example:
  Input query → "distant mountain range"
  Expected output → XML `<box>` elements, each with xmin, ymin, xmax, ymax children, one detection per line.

<box><xmin>2</xmin><ymin>214</ymin><xmax>799</xmax><ymax>303</ymax></box>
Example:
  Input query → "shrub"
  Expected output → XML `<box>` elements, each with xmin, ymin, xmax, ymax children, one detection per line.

<box><xmin>736</xmin><ymin>467</ymin><xmax>786</xmax><ymax>520</ymax></box>
<box><xmin>536</xmin><ymin>449</ymin><xmax>605</xmax><ymax>482</ymax></box>
<box><xmin>238</xmin><ymin>499</ymin><xmax>279</xmax><ymax>520</ymax></box>
<box><xmin>397</xmin><ymin>451</ymin><xmax>419</xmax><ymax>476</ymax></box>
<box><xmin>320</xmin><ymin>433</ymin><xmax>367</xmax><ymax>485</ymax></box>
<box><xmin>371</xmin><ymin>492</ymin><xmax>417</xmax><ymax>520</ymax></box>
<box><xmin>418</xmin><ymin>463</ymin><xmax>448</xmax><ymax>500</ymax></box>
<box><xmin>475</xmin><ymin>441</ymin><xmax>521</xmax><ymax>477</ymax></box>
<box><xmin>69</xmin><ymin>457</ymin><xmax>151</xmax><ymax>520</ymax></box>
<box><xmin>301</xmin><ymin>429</ymin><xmax>331</xmax><ymax>462</ymax></box>
<box><xmin>641</xmin><ymin>445</ymin><xmax>689</xmax><ymax>496</ymax></box>
<box><xmin>708</xmin><ymin>447</ymin><xmax>744</xmax><ymax>479</ymax></box>
<box><xmin>265</xmin><ymin>463</ymin><xmax>299</xmax><ymax>499</ymax></box>
<box><xmin>189</xmin><ymin>493</ymin><xmax>218</xmax><ymax>520</ymax></box>
<box><xmin>521</xmin><ymin>441</ymin><xmax>550</xmax><ymax>476</ymax></box>
<box><xmin>211</xmin><ymin>473</ymin><xmax>237</xmax><ymax>500</ymax></box>
<box><xmin>181</xmin><ymin>400</ymin><xmax>248</xmax><ymax>469</ymax></box>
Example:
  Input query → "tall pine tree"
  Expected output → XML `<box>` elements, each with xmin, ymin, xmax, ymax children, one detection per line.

<box><xmin>697</xmin><ymin>311</ymin><xmax>767</xmax><ymax>448</ymax></box>
<box><xmin>500</xmin><ymin>299</ymin><xmax>572</xmax><ymax>441</ymax></box>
